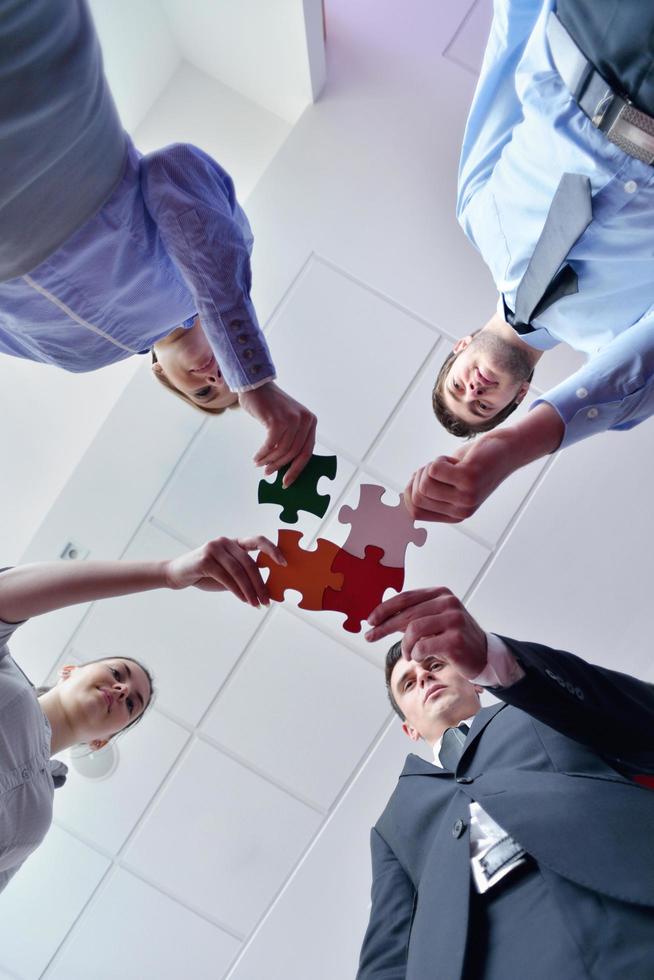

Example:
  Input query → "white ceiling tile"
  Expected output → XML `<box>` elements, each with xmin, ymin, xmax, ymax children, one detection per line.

<box><xmin>203</xmin><ymin>608</ymin><xmax>390</xmax><ymax>809</ymax></box>
<box><xmin>73</xmin><ymin>522</ymin><xmax>267</xmax><ymax>726</ymax></box>
<box><xmin>443</xmin><ymin>0</ymin><xmax>493</xmax><ymax>76</ymax></box>
<box><xmin>46</xmin><ymin>868</ymin><xmax>240</xmax><ymax>980</ymax></box>
<box><xmin>530</xmin><ymin>341</ymin><xmax>587</xmax><ymax>394</ymax></box>
<box><xmin>227</xmin><ymin>720</ymin><xmax>423</xmax><ymax>980</ymax></box>
<box><xmin>154</xmin><ymin>419</ymin><xmax>356</xmax><ymax>551</ymax></box>
<box><xmin>0</xmin><ymin>826</ymin><xmax>109</xmax><ymax>980</ymax></box>
<box><xmin>53</xmin><ymin>709</ymin><xmax>188</xmax><ymax>854</ymax></box>
<box><xmin>123</xmin><ymin>740</ymin><xmax>322</xmax><ymax>934</ymax></box>
<box><xmin>368</xmin><ymin>346</ymin><xmax>549</xmax><ymax>545</ymax></box>
<box><xmin>468</xmin><ymin>423</ymin><xmax>654</xmax><ymax>678</ymax></box>
<box><xmin>264</xmin><ymin>257</ymin><xmax>439</xmax><ymax>460</ymax></box>
<box><xmin>10</xmin><ymin>365</ymin><xmax>204</xmax><ymax>685</ymax></box>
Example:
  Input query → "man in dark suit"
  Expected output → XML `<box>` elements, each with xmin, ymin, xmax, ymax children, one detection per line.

<box><xmin>357</xmin><ymin>587</ymin><xmax>654</xmax><ymax>979</ymax></box>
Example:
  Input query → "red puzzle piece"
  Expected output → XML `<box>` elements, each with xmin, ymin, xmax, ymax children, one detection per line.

<box><xmin>322</xmin><ymin>546</ymin><xmax>404</xmax><ymax>633</ymax></box>
<box><xmin>257</xmin><ymin>530</ymin><xmax>344</xmax><ymax>610</ymax></box>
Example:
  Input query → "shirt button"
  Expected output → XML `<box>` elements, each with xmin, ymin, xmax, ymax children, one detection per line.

<box><xmin>452</xmin><ymin>819</ymin><xmax>466</xmax><ymax>838</ymax></box>
<box><xmin>587</xmin><ymin>407</ymin><xmax>599</xmax><ymax>419</ymax></box>
<box><xmin>624</xmin><ymin>180</ymin><xmax>637</xmax><ymax>194</ymax></box>
<box><xmin>456</xmin><ymin>775</ymin><xmax>473</xmax><ymax>784</ymax></box>
<box><xmin>576</xmin><ymin>387</ymin><xmax>588</xmax><ymax>399</ymax></box>
<box><xmin>237</xmin><ymin>333</ymin><xmax>248</xmax><ymax>344</ymax></box>
<box><xmin>230</xmin><ymin>319</ymin><xmax>243</xmax><ymax>330</ymax></box>
<box><xmin>251</xmin><ymin>365</ymin><xmax>261</xmax><ymax>375</ymax></box>
<box><xmin>243</xmin><ymin>349</ymin><xmax>254</xmax><ymax>360</ymax></box>
<box><xmin>21</xmin><ymin>768</ymin><xmax>29</xmax><ymax>779</ymax></box>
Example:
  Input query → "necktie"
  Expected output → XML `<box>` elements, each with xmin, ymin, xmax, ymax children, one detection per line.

<box><xmin>439</xmin><ymin>722</ymin><xmax>470</xmax><ymax>772</ymax></box>
<box><xmin>512</xmin><ymin>172</ymin><xmax>592</xmax><ymax>330</ymax></box>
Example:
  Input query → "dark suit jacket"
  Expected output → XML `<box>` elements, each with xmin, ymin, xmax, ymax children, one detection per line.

<box><xmin>357</xmin><ymin>637</ymin><xmax>654</xmax><ymax>980</ymax></box>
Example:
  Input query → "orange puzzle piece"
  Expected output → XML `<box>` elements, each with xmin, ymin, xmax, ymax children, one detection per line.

<box><xmin>257</xmin><ymin>530</ymin><xmax>345</xmax><ymax>610</ymax></box>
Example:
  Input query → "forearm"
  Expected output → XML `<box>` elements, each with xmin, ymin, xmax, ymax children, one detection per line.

<box><xmin>140</xmin><ymin>143</ymin><xmax>276</xmax><ymax>392</ymax></box>
<box><xmin>0</xmin><ymin>560</ymin><xmax>169</xmax><ymax>622</ymax></box>
<box><xmin>501</xmin><ymin>401</ymin><xmax>565</xmax><ymax>464</ymax></box>
<box><xmin>490</xmin><ymin>636</ymin><xmax>654</xmax><ymax>765</ymax></box>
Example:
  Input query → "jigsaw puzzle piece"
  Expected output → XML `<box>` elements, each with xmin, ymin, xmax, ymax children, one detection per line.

<box><xmin>257</xmin><ymin>529</ymin><xmax>344</xmax><ymax>610</ymax></box>
<box><xmin>322</xmin><ymin>545</ymin><xmax>404</xmax><ymax>633</ymax></box>
<box><xmin>338</xmin><ymin>484</ymin><xmax>427</xmax><ymax>567</ymax></box>
<box><xmin>258</xmin><ymin>454</ymin><xmax>338</xmax><ymax>524</ymax></box>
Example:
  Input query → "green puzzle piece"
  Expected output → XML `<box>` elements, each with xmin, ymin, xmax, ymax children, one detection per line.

<box><xmin>258</xmin><ymin>454</ymin><xmax>337</xmax><ymax>524</ymax></box>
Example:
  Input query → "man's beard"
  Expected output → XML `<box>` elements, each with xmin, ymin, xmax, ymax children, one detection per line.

<box><xmin>467</xmin><ymin>332</ymin><xmax>533</xmax><ymax>382</ymax></box>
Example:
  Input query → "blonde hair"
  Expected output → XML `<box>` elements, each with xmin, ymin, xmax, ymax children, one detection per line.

<box><xmin>151</xmin><ymin>350</ymin><xmax>240</xmax><ymax>417</ymax></box>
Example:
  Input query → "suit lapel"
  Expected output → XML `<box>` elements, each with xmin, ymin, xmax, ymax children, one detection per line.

<box><xmin>399</xmin><ymin>703</ymin><xmax>507</xmax><ymax>778</ymax></box>
<box><xmin>458</xmin><ymin>702</ymin><xmax>507</xmax><ymax>770</ymax></box>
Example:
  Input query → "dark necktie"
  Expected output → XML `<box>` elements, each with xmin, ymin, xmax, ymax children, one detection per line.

<box><xmin>439</xmin><ymin>722</ymin><xmax>470</xmax><ymax>772</ymax></box>
<box><xmin>510</xmin><ymin>172</ymin><xmax>592</xmax><ymax>332</ymax></box>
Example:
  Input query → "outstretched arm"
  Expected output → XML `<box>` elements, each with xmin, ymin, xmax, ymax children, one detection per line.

<box><xmin>404</xmin><ymin>401</ymin><xmax>563</xmax><ymax>523</ymax></box>
<box><xmin>406</xmin><ymin>309</ymin><xmax>654</xmax><ymax>523</ymax></box>
<box><xmin>357</xmin><ymin>829</ymin><xmax>414</xmax><ymax>980</ymax></box>
<box><xmin>365</xmin><ymin>588</ymin><xmax>654</xmax><ymax>771</ymax></box>
<box><xmin>0</xmin><ymin>535</ymin><xmax>286</xmax><ymax>622</ymax></box>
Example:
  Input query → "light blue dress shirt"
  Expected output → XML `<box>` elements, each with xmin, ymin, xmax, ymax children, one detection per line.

<box><xmin>0</xmin><ymin>139</ymin><xmax>275</xmax><ymax>392</ymax></box>
<box><xmin>457</xmin><ymin>0</ymin><xmax>654</xmax><ymax>448</ymax></box>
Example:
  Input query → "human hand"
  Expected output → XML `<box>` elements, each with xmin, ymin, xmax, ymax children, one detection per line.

<box><xmin>164</xmin><ymin>535</ymin><xmax>286</xmax><ymax>607</ymax></box>
<box><xmin>365</xmin><ymin>587</ymin><xmax>488</xmax><ymax>678</ymax></box>
<box><xmin>239</xmin><ymin>381</ymin><xmax>317</xmax><ymax>487</ymax></box>
<box><xmin>405</xmin><ymin>403</ymin><xmax>565</xmax><ymax>523</ymax></box>
<box><xmin>403</xmin><ymin>430</ymin><xmax>518</xmax><ymax>524</ymax></box>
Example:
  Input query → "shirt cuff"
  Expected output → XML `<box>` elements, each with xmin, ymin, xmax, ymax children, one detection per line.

<box><xmin>234</xmin><ymin>373</ymin><xmax>276</xmax><ymax>394</ymax></box>
<box><xmin>471</xmin><ymin>633</ymin><xmax>526</xmax><ymax>688</ymax></box>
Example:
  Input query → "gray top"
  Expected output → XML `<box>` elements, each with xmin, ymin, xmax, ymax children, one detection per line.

<box><xmin>0</xmin><ymin>618</ymin><xmax>67</xmax><ymax>894</ymax></box>
<box><xmin>0</xmin><ymin>0</ymin><xmax>126</xmax><ymax>280</ymax></box>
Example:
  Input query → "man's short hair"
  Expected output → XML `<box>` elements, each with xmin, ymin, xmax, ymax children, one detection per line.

<box><xmin>385</xmin><ymin>641</ymin><xmax>405</xmax><ymax>721</ymax></box>
<box><xmin>432</xmin><ymin>345</ymin><xmax>531</xmax><ymax>439</ymax></box>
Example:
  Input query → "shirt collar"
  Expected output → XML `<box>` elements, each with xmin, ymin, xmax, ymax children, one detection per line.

<box><xmin>433</xmin><ymin>715</ymin><xmax>477</xmax><ymax>767</ymax></box>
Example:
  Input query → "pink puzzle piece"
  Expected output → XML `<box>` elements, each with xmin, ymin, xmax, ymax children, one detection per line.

<box><xmin>338</xmin><ymin>484</ymin><xmax>427</xmax><ymax>567</ymax></box>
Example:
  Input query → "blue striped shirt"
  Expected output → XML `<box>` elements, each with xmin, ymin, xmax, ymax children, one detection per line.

<box><xmin>0</xmin><ymin>139</ymin><xmax>275</xmax><ymax>391</ymax></box>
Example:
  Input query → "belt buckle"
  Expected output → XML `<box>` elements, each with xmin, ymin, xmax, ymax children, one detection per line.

<box><xmin>606</xmin><ymin>101</ymin><xmax>654</xmax><ymax>166</ymax></box>
<box><xmin>591</xmin><ymin>88</ymin><xmax>615</xmax><ymax>127</ymax></box>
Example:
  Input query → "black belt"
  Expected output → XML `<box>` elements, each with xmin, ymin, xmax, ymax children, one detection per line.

<box><xmin>546</xmin><ymin>11</ymin><xmax>654</xmax><ymax>166</ymax></box>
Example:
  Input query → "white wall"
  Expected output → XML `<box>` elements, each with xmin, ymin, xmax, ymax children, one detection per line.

<box><xmin>162</xmin><ymin>0</ymin><xmax>324</xmax><ymax>123</ymax></box>
<box><xmin>89</xmin><ymin>0</ymin><xmax>181</xmax><ymax>132</ymax></box>
<box><xmin>133</xmin><ymin>62</ymin><xmax>292</xmax><ymax>203</ymax></box>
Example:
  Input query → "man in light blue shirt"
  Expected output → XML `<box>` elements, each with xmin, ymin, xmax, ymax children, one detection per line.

<box><xmin>0</xmin><ymin>0</ymin><xmax>315</xmax><ymax>485</ymax></box>
<box><xmin>406</xmin><ymin>0</ymin><xmax>654</xmax><ymax>523</ymax></box>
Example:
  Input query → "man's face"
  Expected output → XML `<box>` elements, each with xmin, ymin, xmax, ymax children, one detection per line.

<box><xmin>390</xmin><ymin>657</ymin><xmax>482</xmax><ymax>745</ymax></box>
<box><xmin>153</xmin><ymin>317</ymin><xmax>239</xmax><ymax>410</ymax></box>
<box><xmin>441</xmin><ymin>332</ymin><xmax>532</xmax><ymax>426</ymax></box>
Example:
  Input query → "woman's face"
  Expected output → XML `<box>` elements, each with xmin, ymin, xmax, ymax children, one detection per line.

<box><xmin>58</xmin><ymin>658</ymin><xmax>152</xmax><ymax>745</ymax></box>
<box><xmin>153</xmin><ymin>318</ymin><xmax>239</xmax><ymax>409</ymax></box>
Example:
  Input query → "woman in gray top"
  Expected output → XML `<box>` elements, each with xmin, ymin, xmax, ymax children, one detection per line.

<box><xmin>0</xmin><ymin>532</ymin><xmax>284</xmax><ymax>893</ymax></box>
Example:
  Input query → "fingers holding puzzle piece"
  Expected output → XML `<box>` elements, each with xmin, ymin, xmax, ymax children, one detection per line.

<box><xmin>258</xmin><ymin>453</ymin><xmax>338</xmax><ymax>524</ymax></box>
<box><xmin>257</xmin><ymin>477</ymin><xmax>428</xmax><ymax>634</ymax></box>
<box><xmin>256</xmin><ymin>531</ymin><xmax>344</xmax><ymax>611</ymax></box>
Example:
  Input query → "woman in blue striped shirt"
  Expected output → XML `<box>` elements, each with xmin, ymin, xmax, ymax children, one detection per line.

<box><xmin>0</xmin><ymin>0</ymin><xmax>315</xmax><ymax>487</ymax></box>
